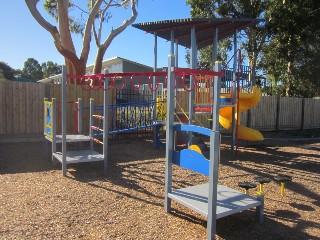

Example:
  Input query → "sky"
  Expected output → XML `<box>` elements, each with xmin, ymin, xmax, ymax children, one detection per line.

<box><xmin>0</xmin><ymin>1</ymin><xmax>192</xmax><ymax>70</ymax></box>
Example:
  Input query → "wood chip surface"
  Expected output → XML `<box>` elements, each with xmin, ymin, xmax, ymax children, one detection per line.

<box><xmin>0</xmin><ymin>131</ymin><xmax>319</xmax><ymax>239</ymax></box>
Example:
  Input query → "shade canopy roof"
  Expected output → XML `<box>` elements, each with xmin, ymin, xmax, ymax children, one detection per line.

<box><xmin>132</xmin><ymin>18</ymin><xmax>262</xmax><ymax>49</ymax></box>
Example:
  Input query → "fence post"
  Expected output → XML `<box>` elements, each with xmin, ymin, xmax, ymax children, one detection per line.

<box><xmin>45</xmin><ymin>84</ymin><xmax>51</xmax><ymax>99</ymax></box>
<box><xmin>275</xmin><ymin>96</ymin><xmax>280</xmax><ymax>131</ymax></box>
<box><xmin>246</xmin><ymin>109</ymin><xmax>251</xmax><ymax>128</ymax></box>
<box><xmin>300</xmin><ymin>98</ymin><xmax>305</xmax><ymax>130</ymax></box>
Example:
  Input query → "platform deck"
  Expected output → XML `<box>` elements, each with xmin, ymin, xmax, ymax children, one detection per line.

<box><xmin>46</xmin><ymin>134</ymin><xmax>91</xmax><ymax>143</ymax></box>
<box><xmin>53</xmin><ymin>150</ymin><xmax>104</xmax><ymax>164</ymax></box>
<box><xmin>168</xmin><ymin>183</ymin><xmax>261</xmax><ymax>219</ymax></box>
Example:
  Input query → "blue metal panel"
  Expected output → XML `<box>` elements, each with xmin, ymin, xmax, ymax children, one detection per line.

<box><xmin>45</xmin><ymin>127</ymin><xmax>51</xmax><ymax>136</ymax></box>
<box><xmin>173</xmin><ymin>124</ymin><xmax>212</xmax><ymax>137</ymax></box>
<box><xmin>92</xmin><ymin>122</ymin><xmax>164</xmax><ymax>137</ymax></box>
<box><xmin>173</xmin><ymin>149</ymin><xmax>209</xmax><ymax>176</ymax></box>
<box><xmin>220</xmin><ymin>98</ymin><xmax>232</xmax><ymax>103</ymax></box>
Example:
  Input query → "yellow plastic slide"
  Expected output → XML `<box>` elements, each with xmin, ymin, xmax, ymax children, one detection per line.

<box><xmin>219</xmin><ymin>87</ymin><xmax>264</xmax><ymax>141</ymax></box>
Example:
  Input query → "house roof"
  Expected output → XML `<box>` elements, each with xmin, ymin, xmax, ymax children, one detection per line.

<box><xmin>132</xmin><ymin>18</ymin><xmax>262</xmax><ymax>49</ymax></box>
<box><xmin>86</xmin><ymin>56</ymin><xmax>152</xmax><ymax>71</ymax></box>
<box><xmin>38</xmin><ymin>56</ymin><xmax>152</xmax><ymax>84</ymax></box>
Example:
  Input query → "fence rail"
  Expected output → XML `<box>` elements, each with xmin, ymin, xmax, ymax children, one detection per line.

<box><xmin>0</xmin><ymin>82</ymin><xmax>319</xmax><ymax>136</ymax></box>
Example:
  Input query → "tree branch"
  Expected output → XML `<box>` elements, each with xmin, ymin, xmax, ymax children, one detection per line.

<box><xmin>71</xmin><ymin>2</ymin><xmax>89</xmax><ymax>14</ymax></box>
<box><xmin>25</xmin><ymin>1</ymin><xmax>64</xmax><ymax>55</ymax></box>
<box><xmin>93</xmin><ymin>0</ymin><xmax>113</xmax><ymax>47</ymax></box>
<box><xmin>57</xmin><ymin>0</ymin><xmax>76</xmax><ymax>53</ymax></box>
<box><xmin>100</xmin><ymin>0</ymin><xmax>137</xmax><ymax>52</ymax></box>
<box><xmin>80</xmin><ymin>0</ymin><xmax>104</xmax><ymax>62</ymax></box>
<box><xmin>25</xmin><ymin>0</ymin><xmax>59</xmax><ymax>40</ymax></box>
<box><xmin>26</xmin><ymin>0</ymin><xmax>80</xmax><ymax>66</ymax></box>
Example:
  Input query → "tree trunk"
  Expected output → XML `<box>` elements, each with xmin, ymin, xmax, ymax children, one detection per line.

<box><xmin>93</xmin><ymin>47</ymin><xmax>105</xmax><ymax>74</ymax></box>
<box><xmin>286</xmin><ymin>61</ymin><xmax>293</xmax><ymax>96</ymax></box>
<box><xmin>65</xmin><ymin>58</ymin><xmax>86</xmax><ymax>84</ymax></box>
<box><xmin>74</xmin><ymin>60</ymin><xmax>86</xmax><ymax>76</ymax></box>
<box><xmin>251</xmin><ymin>51</ymin><xmax>258</xmax><ymax>83</ymax></box>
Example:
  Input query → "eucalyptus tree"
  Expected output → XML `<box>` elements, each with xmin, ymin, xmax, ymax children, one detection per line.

<box><xmin>41</xmin><ymin>61</ymin><xmax>61</xmax><ymax>78</ymax></box>
<box><xmin>25</xmin><ymin>0</ymin><xmax>138</xmax><ymax>75</ymax></box>
<box><xmin>22</xmin><ymin>58</ymin><xmax>44</xmax><ymax>81</ymax></box>
<box><xmin>0</xmin><ymin>62</ymin><xmax>16</xmax><ymax>81</ymax></box>
<box><xmin>186</xmin><ymin>0</ymin><xmax>268</xmax><ymax>74</ymax></box>
<box><xmin>262</xmin><ymin>0</ymin><xmax>320</xmax><ymax>97</ymax></box>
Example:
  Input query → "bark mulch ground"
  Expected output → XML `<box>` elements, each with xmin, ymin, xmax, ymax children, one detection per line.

<box><xmin>0</xmin><ymin>130</ymin><xmax>319</xmax><ymax>239</ymax></box>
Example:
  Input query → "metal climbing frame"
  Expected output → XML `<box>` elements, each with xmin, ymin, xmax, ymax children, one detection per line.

<box><xmin>43</xmin><ymin>98</ymin><xmax>89</xmax><ymax>142</ymax></box>
<box><xmin>89</xmin><ymin>99</ymin><xmax>165</xmax><ymax>148</ymax></box>
<box><xmin>127</xmin><ymin>19</ymin><xmax>266</xmax><ymax>240</ymax></box>
<box><xmin>164</xmin><ymin>59</ymin><xmax>264</xmax><ymax>240</ymax></box>
<box><xmin>54</xmin><ymin>69</ymin><xmax>170</xmax><ymax>176</ymax></box>
<box><xmin>51</xmin><ymin>67</ymin><xmax>106</xmax><ymax>176</ymax></box>
<box><xmin>44</xmin><ymin>97</ymin><xmax>93</xmax><ymax>166</ymax></box>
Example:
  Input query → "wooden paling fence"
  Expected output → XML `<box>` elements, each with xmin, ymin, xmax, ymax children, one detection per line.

<box><xmin>0</xmin><ymin>81</ymin><xmax>320</xmax><ymax>136</ymax></box>
<box><xmin>0</xmin><ymin>82</ymin><xmax>45</xmax><ymax>134</ymax></box>
<box><xmin>48</xmin><ymin>83</ymin><xmax>115</xmax><ymax>136</ymax></box>
<box><xmin>175</xmin><ymin>91</ymin><xmax>320</xmax><ymax>131</ymax></box>
<box><xmin>0</xmin><ymin>82</ymin><xmax>112</xmax><ymax>135</ymax></box>
<box><xmin>243</xmin><ymin>96</ymin><xmax>320</xmax><ymax>131</ymax></box>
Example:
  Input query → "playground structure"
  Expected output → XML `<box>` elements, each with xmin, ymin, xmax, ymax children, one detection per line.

<box><xmin>43</xmin><ymin>17</ymin><xmax>270</xmax><ymax>240</ymax></box>
<box><xmin>44</xmin><ymin>67</ymin><xmax>175</xmax><ymax>176</ymax></box>
<box><xmin>44</xmin><ymin>98</ymin><xmax>93</xmax><ymax>162</ymax></box>
<box><xmin>44</xmin><ymin>98</ymin><xmax>90</xmax><ymax>142</ymax></box>
<box><xmin>180</xmin><ymin>76</ymin><xmax>264</xmax><ymax>141</ymax></box>
<box><xmin>191</xmin><ymin>51</ymin><xmax>264</xmax><ymax>142</ymax></box>
<box><xmin>163</xmin><ymin>60</ymin><xmax>264</xmax><ymax>240</ymax></box>
<box><xmin>44</xmin><ymin>86</ymin><xmax>105</xmax><ymax>169</ymax></box>
<box><xmin>219</xmin><ymin>86</ymin><xmax>264</xmax><ymax>141</ymax></box>
<box><xmin>89</xmin><ymin>99</ymin><xmax>165</xmax><ymax>148</ymax></box>
<box><xmin>132</xmin><ymin>18</ymin><xmax>265</xmax><ymax>240</ymax></box>
<box><xmin>44</xmin><ymin>82</ymin><xmax>167</xmax><ymax>171</ymax></box>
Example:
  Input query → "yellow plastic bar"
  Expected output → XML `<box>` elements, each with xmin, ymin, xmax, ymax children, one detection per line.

<box><xmin>259</xmin><ymin>183</ymin><xmax>264</xmax><ymax>193</ymax></box>
<box><xmin>280</xmin><ymin>182</ymin><xmax>285</xmax><ymax>196</ymax></box>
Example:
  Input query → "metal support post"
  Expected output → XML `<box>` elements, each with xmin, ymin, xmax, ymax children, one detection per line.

<box><xmin>164</xmin><ymin>54</ymin><xmax>175</xmax><ymax>213</ymax></box>
<box><xmin>153</xmin><ymin>33</ymin><xmax>158</xmax><ymax>148</ymax></box>
<box><xmin>189</xmin><ymin>26</ymin><xmax>197</xmax><ymax>145</ymax></box>
<box><xmin>61</xmin><ymin>65</ymin><xmax>67</xmax><ymax>176</ymax></box>
<box><xmin>231</xmin><ymin>30</ymin><xmax>238</xmax><ymax>154</ymax></box>
<box><xmin>51</xmin><ymin>98</ymin><xmax>57</xmax><ymax>163</ymax></box>
<box><xmin>77</xmin><ymin>98</ymin><xmax>83</xmax><ymax>150</ymax></box>
<box><xmin>256</xmin><ymin>193</ymin><xmax>264</xmax><ymax>224</ymax></box>
<box><xmin>212</xmin><ymin>28</ymin><xmax>218</xmax><ymax>64</ymax></box>
<box><xmin>78</xmin><ymin>98</ymin><xmax>82</xmax><ymax>134</ymax></box>
<box><xmin>89</xmin><ymin>98</ymin><xmax>94</xmax><ymax>151</ymax></box>
<box><xmin>175</xmin><ymin>40</ymin><xmax>179</xmax><ymax>67</ymax></box>
<box><xmin>174</xmin><ymin>39</ymin><xmax>178</xmax><ymax>112</ymax></box>
<box><xmin>207</xmin><ymin>61</ymin><xmax>222</xmax><ymax>240</ymax></box>
<box><xmin>103</xmin><ymin>79</ymin><xmax>109</xmax><ymax>174</ymax></box>
<box><xmin>211</xmin><ymin>28</ymin><xmax>219</xmax><ymax>128</ymax></box>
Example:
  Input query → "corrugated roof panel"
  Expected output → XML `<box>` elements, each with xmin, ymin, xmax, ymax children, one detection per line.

<box><xmin>132</xmin><ymin>18</ymin><xmax>263</xmax><ymax>49</ymax></box>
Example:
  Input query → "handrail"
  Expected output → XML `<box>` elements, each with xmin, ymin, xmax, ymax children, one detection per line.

<box><xmin>67</xmin><ymin>67</ymin><xmax>224</xmax><ymax>92</ymax></box>
<box><xmin>224</xmin><ymin>48</ymin><xmax>241</xmax><ymax>69</ymax></box>
<box><xmin>173</xmin><ymin>123</ymin><xmax>212</xmax><ymax>137</ymax></box>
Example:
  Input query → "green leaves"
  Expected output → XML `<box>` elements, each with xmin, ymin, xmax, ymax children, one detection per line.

<box><xmin>41</xmin><ymin>61</ymin><xmax>62</xmax><ymax>78</ymax></box>
<box><xmin>187</xmin><ymin>0</ymin><xmax>320</xmax><ymax>97</ymax></box>
<box><xmin>186</xmin><ymin>0</ymin><xmax>267</xmax><ymax>73</ymax></box>
<box><xmin>262</xmin><ymin>0</ymin><xmax>320</xmax><ymax>97</ymax></box>
<box><xmin>43</xmin><ymin>0</ymin><xmax>84</xmax><ymax>35</ymax></box>
<box><xmin>22</xmin><ymin>58</ymin><xmax>44</xmax><ymax>81</ymax></box>
<box><xmin>0</xmin><ymin>62</ymin><xmax>16</xmax><ymax>81</ymax></box>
